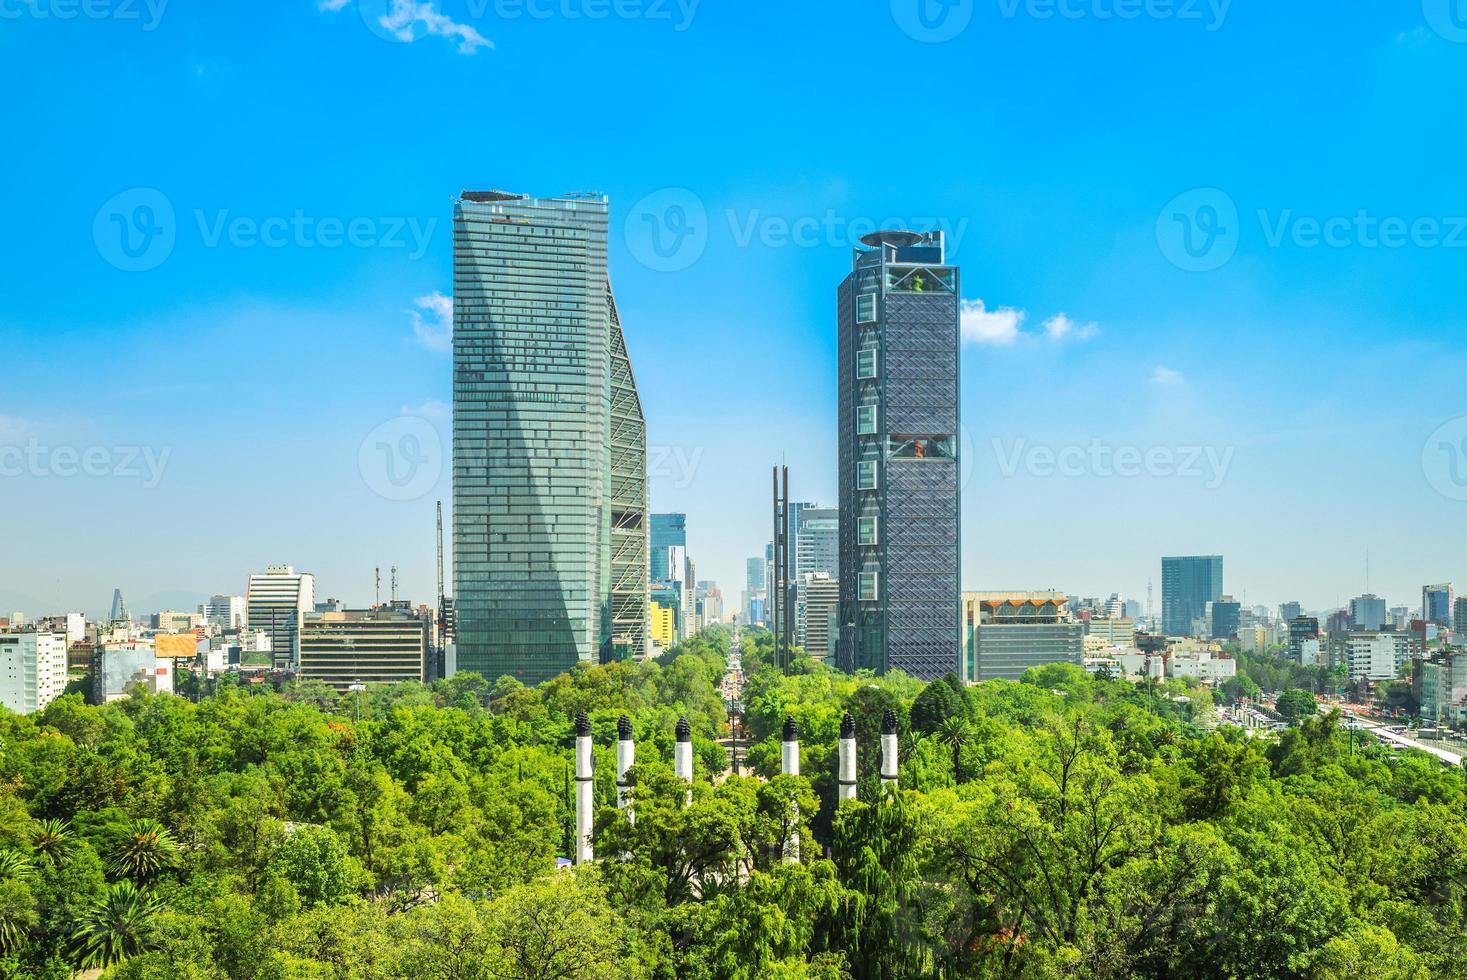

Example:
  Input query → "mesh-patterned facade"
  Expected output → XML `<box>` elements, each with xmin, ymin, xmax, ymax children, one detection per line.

<box><xmin>837</xmin><ymin>231</ymin><xmax>960</xmax><ymax>680</ymax></box>
<box><xmin>453</xmin><ymin>191</ymin><xmax>648</xmax><ymax>685</ymax></box>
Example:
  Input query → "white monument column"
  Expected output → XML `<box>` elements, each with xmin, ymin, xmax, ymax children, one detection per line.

<box><xmin>574</xmin><ymin>711</ymin><xmax>594</xmax><ymax>865</ymax></box>
<box><xmin>880</xmin><ymin>708</ymin><xmax>899</xmax><ymax>794</ymax></box>
<box><xmin>781</xmin><ymin>717</ymin><xmax>801</xmax><ymax>863</ymax></box>
<box><xmin>675</xmin><ymin>716</ymin><xmax>694</xmax><ymax>806</ymax></box>
<box><xmin>838</xmin><ymin>711</ymin><xmax>858</xmax><ymax>803</ymax></box>
<box><xmin>616</xmin><ymin>714</ymin><xmax>635</xmax><ymax>822</ymax></box>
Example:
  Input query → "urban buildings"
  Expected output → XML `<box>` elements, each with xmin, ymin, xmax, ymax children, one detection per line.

<box><xmin>837</xmin><ymin>230</ymin><xmax>961</xmax><ymax>680</ymax></box>
<box><xmin>297</xmin><ymin>608</ymin><xmax>432</xmax><ymax>690</ymax></box>
<box><xmin>1161</xmin><ymin>555</ymin><xmax>1224</xmax><ymax>637</ymax></box>
<box><xmin>961</xmin><ymin>592</ymin><xmax>1084</xmax><ymax>682</ymax></box>
<box><xmin>649</xmin><ymin>602</ymin><xmax>676</xmax><ymax>651</ymax></box>
<box><xmin>92</xmin><ymin>642</ymin><xmax>171</xmax><ymax>702</ymax></box>
<box><xmin>202</xmin><ymin>595</ymin><xmax>246</xmax><ymax>631</ymax></box>
<box><xmin>152</xmin><ymin>610</ymin><xmax>202</xmax><ymax>633</ymax></box>
<box><xmin>1207</xmin><ymin>595</ymin><xmax>1241</xmax><ymax>640</ymax></box>
<box><xmin>1344</xmin><ymin>630</ymin><xmax>1412</xmax><ymax>682</ymax></box>
<box><xmin>797</xmin><ymin>572</ymin><xmax>839</xmax><ymax>662</ymax></box>
<box><xmin>1350</xmin><ymin>594</ymin><xmax>1388</xmax><ymax>631</ymax></box>
<box><xmin>452</xmin><ymin>189</ymin><xmax>649</xmax><ymax>683</ymax></box>
<box><xmin>1423</xmin><ymin>583</ymin><xmax>1454</xmax><ymax>628</ymax></box>
<box><xmin>0</xmin><ymin>631</ymin><xmax>68</xmax><ymax>714</ymax></box>
<box><xmin>1419</xmin><ymin>654</ymin><xmax>1467</xmax><ymax>725</ymax></box>
<box><xmin>649</xmin><ymin>513</ymin><xmax>686</xmax><ymax>583</ymax></box>
<box><xmin>1287</xmin><ymin>616</ymin><xmax>1321</xmax><ymax>664</ymax></box>
<box><xmin>1086</xmin><ymin>617</ymin><xmax>1136</xmax><ymax>648</ymax></box>
<box><xmin>246</xmin><ymin>565</ymin><xmax>315</xmax><ymax>671</ymax></box>
<box><xmin>1279</xmin><ymin>601</ymin><xmax>1302</xmax><ymax>625</ymax></box>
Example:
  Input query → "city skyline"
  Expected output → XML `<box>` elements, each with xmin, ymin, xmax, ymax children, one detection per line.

<box><xmin>5</xmin><ymin>3</ymin><xmax>1467</xmax><ymax>617</ymax></box>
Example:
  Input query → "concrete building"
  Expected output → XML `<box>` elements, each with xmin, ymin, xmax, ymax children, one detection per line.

<box><xmin>838</xmin><ymin>230</ymin><xmax>961</xmax><ymax>680</ymax></box>
<box><xmin>1424</xmin><ymin>584</ymin><xmax>1454</xmax><ymax>629</ymax></box>
<box><xmin>797</xmin><ymin>572</ymin><xmax>839</xmax><ymax>662</ymax></box>
<box><xmin>202</xmin><ymin>595</ymin><xmax>246</xmax><ymax>631</ymax></box>
<box><xmin>1419</xmin><ymin>654</ymin><xmax>1467</xmax><ymax>726</ymax></box>
<box><xmin>650</xmin><ymin>602</ymin><xmax>676</xmax><ymax>651</ymax></box>
<box><xmin>0</xmin><ymin>631</ymin><xmax>69</xmax><ymax>714</ymax></box>
<box><xmin>961</xmin><ymin>592</ymin><xmax>1084</xmax><ymax>682</ymax></box>
<box><xmin>453</xmin><ymin>190</ymin><xmax>649</xmax><ymax>679</ymax></box>
<box><xmin>1086</xmin><ymin>617</ymin><xmax>1136</xmax><ymax>648</ymax></box>
<box><xmin>1288</xmin><ymin>616</ymin><xmax>1320</xmax><ymax>663</ymax></box>
<box><xmin>297</xmin><ymin>609</ymin><xmax>431</xmax><ymax>691</ymax></box>
<box><xmin>152</xmin><ymin>610</ymin><xmax>203</xmax><ymax>633</ymax></box>
<box><xmin>93</xmin><ymin>642</ymin><xmax>171</xmax><ymax>702</ymax></box>
<box><xmin>1345</xmin><ymin>630</ymin><xmax>1412</xmax><ymax>682</ymax></box>
<box><xmin>246</xmin><ymin>565</ymin><xmax>315</xmax><ymax>671</ymax></box>
<box><xmin>1350</xmin><ymin>594</ymin><xmax>1388</xmax><ymax>631</ymax></box>
<box><xmin>1162</xmin><ymin>556</ymin><xmax>1224</xmax><ymax>638</ymax></box>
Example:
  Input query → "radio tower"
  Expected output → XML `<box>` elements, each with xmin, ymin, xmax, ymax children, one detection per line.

<box><xmin>390</xmin><ymin>565</ymin><xmax>398</xmax><ymax>604</ymax></box>
<box><xmin>436</xmin><ymin>501</ymin><xmax>445</xmax><ymax>609</ymax></box>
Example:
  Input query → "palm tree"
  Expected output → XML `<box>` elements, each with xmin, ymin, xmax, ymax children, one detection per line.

<box><xmin>108</xmin><ymin>818</ymin><xmax>180</xmax><ymax>883</ymax></box>
<box><xmin>0</xmin><ymin>848</ymin><xmax>36</xmax><ymax>953</ymax></box>
<box><xmin>935</xmin><ymin>716</ymin><xmax>974</xmax><ymax>785</ymax></box>
<box><xmin>0</xmin><ymin>850</ymin><xmax>34</xmax><ymax>882</ymax></box>
<box><xmin>32</xmin><ymin>818</ymin><xmax>74</xmax><ymax>865</ymax></box>
<box><xmin>71</xmin><ymin>881</ymin><xmax>162</xmax><ymax>969</ymax></box>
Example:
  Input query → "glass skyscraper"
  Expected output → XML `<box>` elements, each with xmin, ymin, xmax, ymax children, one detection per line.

<box><xmin>837</xmin><ymin>230</ymin><xmax>960</xmax><ymax>680</ymax></box>
<box><xmin>1161</xmin><ymin>555</ymin><xmax>1224</xmax><ymax>637</ymax></box>
<box><xmin>452</xmin><ymin>190</ymin><xmax>648</xmax><ymax>684</ymax></box>
<box><xmin>649</xmin><ymin>513</ymin><xmax>687</xmax><ymax>582</ymax></box>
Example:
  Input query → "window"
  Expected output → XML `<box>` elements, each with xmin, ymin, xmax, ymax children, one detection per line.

<box><xmin>859</xmin><ymin>571</ymin><xmax>880</xmax><ymax>603</ymax></box>
<box><xmin>856</xmin><ymin>347</ymin><xmax>877</xmax><ymax>379</ymax></box>
<box><xmin>887</xmin><ymin>434</ymin><xmax>955</xmax><ymax>459</ymax></box>
<box><xmin>856</xmin><ymin>292</ymin><xmax>877</xmax><ymax>323</ymax></box>
<box><xmin>856</xmin><ymin>404</ymin><xmax>878</xmax><ymax>435</ymax></box>
<box><xmin>858</xmin><ymin>515</ymin><xmax>878</xmax><ymax>546</ymax></box>
<box><xmin>857</xmin><ymin>461</ymin><xmax>878</xmax><ymax>490</ymax></box>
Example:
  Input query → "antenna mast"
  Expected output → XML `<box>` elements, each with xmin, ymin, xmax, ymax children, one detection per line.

<box><xmin>436</xmin><ymin>501</ymin><xmax>445</xmax><ymax>607</ymax></box>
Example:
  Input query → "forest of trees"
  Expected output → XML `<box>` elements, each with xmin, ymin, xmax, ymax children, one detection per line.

<box><xmin>0</xmin><ymin>624</ymin><xmax>1465</xmax><ymax>978</ymax></box>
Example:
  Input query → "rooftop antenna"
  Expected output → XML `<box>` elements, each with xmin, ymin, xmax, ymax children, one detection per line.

<box><xmin>375</xmin><ymin>567</ymin><xmax>381</xmax><ymax>608</ymax></box>
<box><xmin>391</xmin><ymin>565</ymin><xmax>399</xmax><ymax>604</ymax></box>
<box><xmin>436</xmin><ymin>501</ymin><xmax>445</xmax><ymax>608</ymax></box>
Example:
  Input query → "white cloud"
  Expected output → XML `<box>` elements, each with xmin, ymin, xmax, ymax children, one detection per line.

<box><xmin>960</xmin><ymin>299</ymin><xmax>1026</xmax><ymax>346</ymax></box>
<box><xmin>321</xmin><ymin>1</ymin><xmax>493</xmax><ymax>55</ymax></box>
<box><xmin>0</xmin><ymin>415</ymin><xmax>36</xmax><ymax>443</ymax></box>
<box><xmin>1152</xmin><ymin>365</ymin><xmax>1185</xmax><ymax>386</ymax></box>
<box><xmin>1042</xmin><ymin>312</ymin><xmax>1099</xmax><ymax>342</ymax></box>
<box><xmin>401</xmin><ymin>398</ymin><xmax>450</xmax><ymax>422</ymax></box>
<box><xmin>409</xmin><ymin>291</ymin><xmax>452</xmax><ymax>352</ymax></box>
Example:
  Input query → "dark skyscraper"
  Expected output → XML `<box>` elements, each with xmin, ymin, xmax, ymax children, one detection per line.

<box><xmin>452</xmin><ymin>190</ymin><xmax>648</xmax><ymax>684</ymax></box>
<box><xmin>1161</xmin><ymin>555</ymin><xmax>1224</xmax><ymax>637</ymax></box>
<box><xmin>837</xmin><ymin>230</ymin><xmax>960</xmax><ymax>680</ymax></box>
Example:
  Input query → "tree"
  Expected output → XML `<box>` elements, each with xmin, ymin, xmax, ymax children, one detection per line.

<box><xmin>909</xmin><ymin>680</ymin><xmax>960</xmax><ymax>737</ymax></box>
<box><xmin>1277</xmin><ymin>689</ymin><xmax>1319</xmax><ymax>725</ymax></box>
<box><xmin>265</xmin><ymin>825</ymin><xmax>365</xmax><ymax>908</ymax></box>
<box><xmin>31</xmin><ymin>819</ymin><xmax>74</xmax><ymax>866</ymax></box>
<box><xmin>934</xmin><ymin>716</ymin><xmax>974</xmax><ymax>785</ymax></box>
<box><xmin>484</xmin><ymin>870</ymin><xmax>632</xmax><ymax>980</ymax></box>
<box><xmin>71</xmin><ymin>881</ymin><xmax>162</xmax><ymax>969</ymax></box>
<box><xmin>108</xmin><ymin>818</ymin><xmax>180</xmax><ymax>884</ymax></box>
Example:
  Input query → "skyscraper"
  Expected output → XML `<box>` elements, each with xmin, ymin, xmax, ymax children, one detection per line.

<box><xmin>1161</xmin><ymin>555</ymin><xmax>1223</xmax><ymax>637</ymax></box>
<box><xmin>649</xmin><ymin>513</ymin><xmax>687</xmax><ymax>583</ymax></box>
<box><xmin>452</xmin><ymin>190</ymin><xmax>648</xmax><ymax>683</ymax></box>
<box><xmin>1423</xmin><ymin>583</ymin><xmax>1454</xmax><ymax>629</ymax></box>
<box><xmin>837</xmin><ymin>230</ymin><xmax>960</xmax><ymax>680</ymax></box>
<box><xmin>1350</xmin><ymin>594</ymin><xmax>1387</xmax><ymax>631</ymax></box>
<box><xmin>246</xmin><ymin>565</ymin><xmax>315</xmax><ymax>670</ymax></box>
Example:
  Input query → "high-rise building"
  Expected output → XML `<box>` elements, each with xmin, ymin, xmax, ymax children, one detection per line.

<box><xmin>297</xmin><ymin>608</ymin><xmax>431</xmax><ymax>691</ymax></box>
<box><xmin>794</xmin><ymin>507</ymin><xmax>839</xmax><ymax>580</ymax></box>
<box><xmin>246</xmin><ymin>565</ymin><xmax>315</xmax><ymax>671</ymax></box>
<box><xmin>649</xmin><ymin>513</ymin><xmax>687</xmax><ymax>583</ymax></box>
<box><xmin>797</xmin><ymin>572</ymin><xmax>839</xmax><ymax>662</ymax></box>
<box><xmin>202</xmin><ymin>595</ymin><xmax>246</xmax><ymax>631</ymax></box>
<box><xmin>452</xmin><ymin>190</ymin><xmax>648</xmax><ymax>682</ymax></box>
<box><xmin>1345</xmin><ymin>630</ymin><xmax>1411</xmax><ymax>682</ymax></box>
<box><xmin>1279</xmin><ymin>601</ymin><xmax>1302</xmax><ymax>625</ymax></box>
<box><xmin>0</xmin><ymin>631</ymin><xmax>69</xmax><ymax>714</ymax></box>
<box><xmin>961</xmin><ymin>592</ymin><xmax>1085</xmax><ymax>682</ymax></box>
<box><xmin>1161</xmin><ymin>556</ymin><xmax>1224</xmax><ymax>637</ymax></box>
<box><xmin>1350</xmin><ymin>594</ymin><xmax>1388</xmax><ymax>631</ymax></box>
<box><xmin>837</xmin><ymin>230</ymin><xmax>960</xmax><ymax>680</ymax></box>
<box><xmin>1287</xmin><ymin>616</ymin><xmax>1320</xmax><ymax>663</ymax></box>
<box><xmin>1423</xmin><ymin>583</ymin><xmax>1454</xmax><ymax>629</ymax></box>
<box><xmin>1207</xmin><ymin>596</ymin><xmax>1241</xmax><ymax>640</ymax></box>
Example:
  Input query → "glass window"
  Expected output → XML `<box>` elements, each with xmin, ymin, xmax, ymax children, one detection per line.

<box><xmin>856</xmin><ymin>293</ymin><xmax>877</xmax><ymax>323</ymax></box>
<box><xmin>856</xmin><ymin>404</ymin><xmax>878</xmax><ymax>435</ymax></box>
<box><xmin>887</xmin><ymin>434</ymin><xmax>955</xmax><ymax>460</ymax></box>
<box><xmin>858</xmin><ymin>515</ymin><xmax>878</xmax><ymax>546</ymax></box>
<box><xmin>859</xmin><ymin>571</ymin><xmax>880</xmax><ymax>602</ymax></box>
<box><xmin>857</xmin><ymin>461</ymin><xmax>878</xmax><ymax>490</ymax></box>
<box><xmin>856</xmin><ymin>348</ymin><xmax>877</xmax><ymax>379</ymax></box>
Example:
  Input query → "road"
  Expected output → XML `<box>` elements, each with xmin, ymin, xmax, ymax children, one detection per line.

<box><xmin>1341</xmin><ymin>710</ymin><xmax>1464</xmax><ymax>766</ymax></box>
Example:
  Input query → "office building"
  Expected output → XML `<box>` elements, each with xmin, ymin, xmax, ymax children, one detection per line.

<box><xmin>797</xmin><ymin>572</ymin><xmax>839</xmax><ymax>662</ymax></box>
<box><xmin>92</xmin><ymin>641</ymin><xmax>171</xmax><ymax>702</ymax></box>
<box><xmin>649</xmin><ymin>513</ymin><xmax>687</xmax><ymax>583</ymax></box>
<box><xmin>202</xmin><ymin>595</ymin><xmax>246</xmax><ymax>631</ymax></box>
<box><xmin>152</xmin><ymin>610</ymin><xmax>203</xmax><ymax>633</ymax></box>
<box><xmin>1345</xmin><ymin>630</ymin><xmax>1412</xmax><ymax>683</ymax></box>
<box><xmin>246</xmin><ymin>565</ymin><xmax>315</xmax><ymax>671</ymax></box>
<box><xmin>1287</xmin><ymin>616</ymin><xmax>1320</xmax><ymax>663</ymax></box>
<box><xmin>1161</xmin><ymin>556</ymin><xmax>1224</xmax><ymax>637</ymax></box>
<box><xmin>1424</xmin><ymin>584</ymin><xmax>1454</xmax><ymax>628</ymax></box>
<box><xmin>452</xmin><ymin>190</ymin><xmax>649</xmax><ymax>682</ymax></box>
<box><xmin>1087</xmin><ymin>617</ymin><xmax>1136</xmax><ymax>648</ymax></box>
<box><xmin>1207</xmin><ymin>596</ymin><xmax>1241</xmax><ymax>640</ymax></box>
<box><xmin>1349</xmin><ymin>594</ymin><xmax>1387</xmax><ymax>631</ymax></box>
<box><xmin>1279</xmin><ymin>601</ymin><xmax>1302</xmax><ymax>625</ymax></box>
<box><xmin>0</xmin><ymin>631</ymin><xmax>68</xmax><ymax>714</ymax></box>
<box><xmin>837</xmin><ymin>230</ymin><xmax>961</xmax><ymax>680</ymax></box>
<box><xmin>1419</xmin><ymin>654</ymin><xmax>1467</xmax><ymax>725</ymax></box>
<box><xmin>297</xmin><ymin>609</ymin><xmax>431</xmax><ymax>691</ymax></box>
<box><xmin>1390</xmin><ymin>605</ymin><xmax>1411</xmax><ymax>629</ymax></box>
<box><xmin>961</xmin><ymin>592</ymin><xmax>1085</xmax><ymax>682</ymax></box>
<box><xmin>650</xmin><ymin>602</ymin><xmax>676</xmax><ymax>650</ymax></box>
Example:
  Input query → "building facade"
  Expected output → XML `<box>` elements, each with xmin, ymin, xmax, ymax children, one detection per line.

<box><xmin>1161</xmin><ymin>555</ymin><xmax>1224</xmax><ymax>637</ymax></box>
<box><xmin>452</xmin><ymin>190</ymin><xmax>649</xmax><ymax>683</ymax></box>
<box><xmin>1350</xmin><ymin>594</ymin><xmax>1388</xmax><ymax>631</ymax></box>
<box><xmin>1345</xmin><ymin>630</ymin><xmax>1411</xmax><ymax>682</ymax></box>
<box><xmin>297</xmin><ymin>609</ymin><xmax>431</xmax><ymax>691</ymax></box>
<box><xmin>246</xmin><ymin>565</ymin><xmax>315</xmax><ymax>671</ymax></box>
<box><xmin>0</xmin><ymin>631</ymin><xmax>68</xmax><ymax>714</ymax></box>
<box><xmin>961</xmin><ymin>592</ymin><xmax>1085</xmax><ymax>682</ymax></box>
<box><xmin>1424</xmin><ymin>583</ymin><xmax>1454</xmax><ymax>628</ymax></box>
<box><xmin>649</xmin><ymin>513</ymin><xmax>686</xmax><ymax>583</ymax></box>
<box><xmin>797</xmin><ymin>572</ymin><xmax>839</xmax><ymax>662</ymax></box>
<box><xmin>837</xmin><ymin>231</ymin><xmax>960</xmax><ymax>680</ymax></box>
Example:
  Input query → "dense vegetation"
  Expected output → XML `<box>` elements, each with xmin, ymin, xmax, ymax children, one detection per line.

<box><xmin>1</xmin><ymin>625</ymin><xmax>1465</xmax><ymax>978</ymax></box>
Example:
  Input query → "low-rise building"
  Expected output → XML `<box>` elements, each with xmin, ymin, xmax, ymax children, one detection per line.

<box><xmin>93</xmin><ymin>642</ymin><xmax>172</xmax><ymax>702</ymax></box>
<box><xmin>297</xmin><ymin>608</ymin><xmax>430</xmax><ymax>691</ymax></box>
<box><xmin>1086</xmin><ymin>617</ymin><xmax>1135</xmax><ymax>648</ymax></box>
<box><xmin>1345</xmin><ymin>630</ymin><xmax>1412</xmax><ymax>682</ymax></box>
<box><xmin>962</xmin><ymin>592</ymin><xmax>1085</xmax><ymax>682</ymax></box>
<box><xmin>1419</xmin><ymin>654</ymin><xmax>1467</xmax><ymax>726</ymax></box>
<box><xmin>0</xmin><ymin>631</ymin><xmax>69</xmax><ymax>714</ymax></box>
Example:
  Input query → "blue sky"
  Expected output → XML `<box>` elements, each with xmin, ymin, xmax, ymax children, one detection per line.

<box><xmin>2</xmin><ymin>0</ymin><xmax>1466</xmax><ymax>619</ymax></box>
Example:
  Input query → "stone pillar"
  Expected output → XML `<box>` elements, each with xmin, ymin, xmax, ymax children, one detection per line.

<box><xmin>838</xmin><ymin>711</ymin><xmax>858</xmax><ymax>803</ymax></box>
<box><xmin>616</xmin><ymin>715</ymin><xmax>635</xmax><ymax>822</ymax></box>
<box><xmin>675</xmin><ymin>716</ymin><xmax>693</xmax><ymax>805</ymax></box>
<box><xmin>781</xmin><ymin>717</ymin><xmax>800</xmax><ymax>863</ymax></box>
<box><xmin>574</xmin><ymin>711</ymin><xmax>594</xmax><ymax>865</ymax></box>
<box><xmin>880</xmin><ymin>708</ymin><xmax>899</xmax><ymax>794</ymax></box>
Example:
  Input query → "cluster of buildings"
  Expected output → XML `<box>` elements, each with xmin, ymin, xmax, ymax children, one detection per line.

<box><xmin>648</xmin><ymin>513</ymin><xmax>724</xmax><ymax>655</ymax></box>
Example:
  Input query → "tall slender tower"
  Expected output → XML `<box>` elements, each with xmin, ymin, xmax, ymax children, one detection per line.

<box><xmin>453</xmin><ymin>190</ymin><xmax>648</xmax><ymax>683</ymax></box>
<box><xmin>837</xmin><ymin>230</ymin><xmax>961</xmax><ymax>679</ymax></box>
